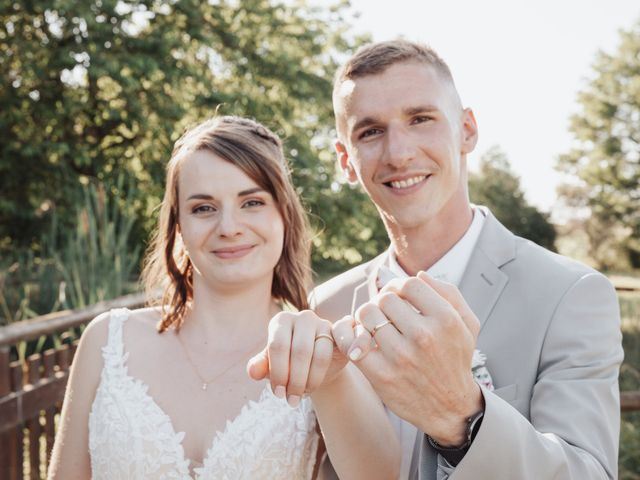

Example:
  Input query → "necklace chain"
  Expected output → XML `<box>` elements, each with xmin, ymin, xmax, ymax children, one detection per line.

<box><xmin>176</xmin><ymin>332</ymin><xmax>264</xmax><ymax>391</ymax></box>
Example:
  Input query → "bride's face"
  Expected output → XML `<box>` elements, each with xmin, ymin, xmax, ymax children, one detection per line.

<box><xmin>177</xmin><ymin>149</ymin><xmax>285</xmax><ymax>292</ymax></box>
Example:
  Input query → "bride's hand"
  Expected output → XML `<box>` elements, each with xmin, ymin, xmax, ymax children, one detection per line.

<box><xmin>247</xmin><ymin>310</ymin><xmax>350</xmax><ymax>407</ymax></box>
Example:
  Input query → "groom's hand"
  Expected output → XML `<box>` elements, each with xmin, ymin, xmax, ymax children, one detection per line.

<box><xmin>247</xmin><ymin>310</ymin><xmax>349</xmax><ymax>407</ymax></box>
<box><xmin>343</xmin><ymin>272</ymin><xmax>483</xmax><ymax>447</ymax></box>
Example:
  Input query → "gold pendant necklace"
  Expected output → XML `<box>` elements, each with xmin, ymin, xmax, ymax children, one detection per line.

<box><xmin>176</xmin><ymin>331</ymin><xmax>264</xmax><ymax>391</ymax></box>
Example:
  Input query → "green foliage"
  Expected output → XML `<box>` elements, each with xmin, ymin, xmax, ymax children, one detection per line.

<box><xmin>0</xmin><ymin>179</ymin><xmax>140</xmax><ymax>326</ymax></box>
<box><xmin>556</xmin><ymin>18</ymin><xmax>640</xmax><ymax>270</ymax></box>
<box><xmin>0</xmin><ymin>252</ymin><xmax>60</xmax><ymax>326</ymax></box>
<box><xmin>470</xmin><ymin>146</ymin><xmax>557</xmax><ymax>251</ymax></box>
<box><xmin>312</xmin><ymin>180</ymin><xmax>387</xmax><ymax>278</ymax></box>
<box><xmin>51</xmin><ymin>177</ymin><xmax>141</xmax><ymax>308</ymax></box>
<box><xmin>0</xmin><ymin>0</ymin><xmax>373</xmax><ymax>273</ymax></box>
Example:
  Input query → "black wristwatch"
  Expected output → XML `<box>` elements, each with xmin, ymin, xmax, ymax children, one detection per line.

<box><xmin>426</xmin><ymin>409</ymin><xmax>484</xmax><ymax>466</ymax></box>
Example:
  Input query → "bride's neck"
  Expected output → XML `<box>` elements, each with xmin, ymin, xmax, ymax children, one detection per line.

<box><xmin>184</xmin><ymin>279</ymin><xmax>278</xmax><ymax>341</ymax></box>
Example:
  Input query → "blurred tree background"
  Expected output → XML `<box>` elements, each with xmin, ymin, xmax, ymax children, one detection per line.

<box><xmin>469</xmin><ymin>146</ymin><xmax>556</xmax><ymax>251</ymax></box>
<box><xmin>0</xmin><ymin>0</ymin><xmax>636</xmax><ymax>315</ymax></box>
<box><xmin>0</xmin><ymin>0</ymin><xmax>383</xmax><ymax>311</ymax></box>
<box><xmin>0</xmin><ymin>0</ymin><xmax>374</xmax><ymax>259</ymax></box>
<box><xmin>556</xmin><ymin>19</ymin><xmax>640</xmax><ymax>271</ymax></box>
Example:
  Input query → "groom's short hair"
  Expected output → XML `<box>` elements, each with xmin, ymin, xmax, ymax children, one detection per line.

<box><xmin>332</xmin><ymin>40</ymin><xmax>460</xmax><ymax>139</ymax></box>
<box><xmin>333</xmin><ymin>40</ymin><xmax>455</xmax><ymax>89</ymax></box>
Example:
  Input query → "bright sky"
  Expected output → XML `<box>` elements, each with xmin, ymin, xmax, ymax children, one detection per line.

<box><xmin>346</xmin><ymin>0</ymin><xmax>640</xmax><ymax>213</ymax></box>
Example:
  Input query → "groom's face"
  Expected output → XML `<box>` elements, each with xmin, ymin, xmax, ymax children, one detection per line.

<box><xmin>333</xmin><ymin>61</ymin><xmax>477</xmax><ymax>231</ymax></box>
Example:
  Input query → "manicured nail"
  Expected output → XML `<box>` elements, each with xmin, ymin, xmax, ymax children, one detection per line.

<box><xmin>288</xmin><ymin>395</ymin><xmax>301</xmax><ymax>408</ymax></box>
<box><xmin>349</xmin><ymin>347</ymin><xmax>362</xmax><ymax>361</ymax></box>
<box><xmin>274</xmin><ymin>385</ymin><xmax>286</xmax><ymax>398</ymax></box>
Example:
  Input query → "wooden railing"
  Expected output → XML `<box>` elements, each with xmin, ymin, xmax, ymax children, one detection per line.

<box><xmin>0</xmin><ymin>290</ymin><xmax>638</xmax><ymax>479</ymax></box>
<box><xmin>0</xmin><ymin>293</ymin><xmax>146</xmax><ymax>480</ymax></box>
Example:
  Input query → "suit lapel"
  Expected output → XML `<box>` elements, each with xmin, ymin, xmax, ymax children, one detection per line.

<box><xmin>459</xmin><ymin>251</ymin><xmax>508</xmax><ymax>330</ymax></box>
<box><xmin>459</xmin><ymin>211</ymin><xmax>515</xmax><ymax>330</ymax></box>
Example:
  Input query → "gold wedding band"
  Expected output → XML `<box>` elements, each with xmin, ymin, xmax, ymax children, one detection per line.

<box><xmin>314</xmin><ymin>333</ymin><xmax>334</xmax><ymax>344</ymax></box>
<box><xmin>371</xmin><ymin>320</ymin><xmax>393</xmax><ymax>337</ymax></box>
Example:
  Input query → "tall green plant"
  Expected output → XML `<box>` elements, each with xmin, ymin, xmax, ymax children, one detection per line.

<box><xmin>0</xmin><ymin>251</ymin><xmax>61</xmax><ymax>326</ymax></box>
<box><xmin>52</xmin><ymin>178</ymin><xmax>141</xmax><ymax>309</ymax></box>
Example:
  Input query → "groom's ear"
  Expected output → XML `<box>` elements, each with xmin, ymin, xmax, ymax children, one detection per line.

<box><xmin>335</xmin><ymin>141</ymin><xmax>358</xmax><ymax>184</ymax></box>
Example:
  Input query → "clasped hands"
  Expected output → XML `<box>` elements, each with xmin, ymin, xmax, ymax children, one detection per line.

<box><xmin>247</xmin><ymin>272</ymin><xmax>483</xmax><ymax>446</ymax></box>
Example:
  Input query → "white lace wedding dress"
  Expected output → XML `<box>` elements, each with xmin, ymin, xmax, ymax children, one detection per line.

<box><xmin>88</xmin><ymin>309</ymin><xmax>319</xmax><ymax>479</ymax></box>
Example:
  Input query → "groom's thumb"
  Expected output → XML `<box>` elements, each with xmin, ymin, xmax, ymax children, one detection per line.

<box><xmin>247</xmin><ymin>348</ymin><xmax>270</xmax><ymax>380</ymax></box>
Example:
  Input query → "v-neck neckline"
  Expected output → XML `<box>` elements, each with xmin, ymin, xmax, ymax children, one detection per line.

<box><xmin>117</xmin><ymin>361</ymin><xmax>274</xmax><ymax>478</ymax></box>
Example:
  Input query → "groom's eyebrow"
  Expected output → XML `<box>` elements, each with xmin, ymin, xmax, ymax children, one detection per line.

<box><xmin>352</xmin><ymin>116</ymin><xmax>379</xmax><ymax>132</ymax></box>
<box><xmin>351</xmin><ymin>105</ymin><xmax>441</xmax><ymax>133</ymax></box>
<box><xmin>404</xmin><ymin>105</ymin><xmax>439</xmax><ymax>115</ymax></box>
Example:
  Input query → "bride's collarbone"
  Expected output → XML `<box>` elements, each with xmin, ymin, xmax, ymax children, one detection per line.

<box><xmin>119</xmin><ymin>321</ymin><xmax>269</xmax><ymax>451</ymax></box>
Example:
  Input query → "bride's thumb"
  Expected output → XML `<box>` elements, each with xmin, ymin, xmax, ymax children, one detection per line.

<box><xmin>247</xmin><ymin>348</ymin><xmax>270</xmax><ymax>381</ymax></box>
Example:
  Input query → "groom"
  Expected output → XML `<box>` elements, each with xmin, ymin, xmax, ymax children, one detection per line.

<box><xmin>311</xmin><ymin>40</ymin><xmax>623</xmax><ymax>479</ymax></box>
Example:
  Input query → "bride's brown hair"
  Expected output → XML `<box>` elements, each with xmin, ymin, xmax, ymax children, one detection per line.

<box><xmin>141</xmin><ymin>116</ymin><xmax>311</xmax><ymax>332</ymax></box>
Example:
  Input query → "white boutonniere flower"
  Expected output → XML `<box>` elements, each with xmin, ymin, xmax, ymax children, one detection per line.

<box><xmin>472</xmin><ymin>349</ymin><xmax>494</xmax><ymax>391</ymax></box>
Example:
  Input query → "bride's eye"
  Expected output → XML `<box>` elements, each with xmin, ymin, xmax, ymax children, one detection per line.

<box><xmin>193</xmin><ymin>205</ymin><xmax>216</xmax><ymax>214</ymax></box>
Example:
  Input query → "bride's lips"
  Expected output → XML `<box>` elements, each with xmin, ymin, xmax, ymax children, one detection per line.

<box><xmin>212</xmin><ymin>244</ymin><xmax>255</xmax><ymax>259</ymax></box>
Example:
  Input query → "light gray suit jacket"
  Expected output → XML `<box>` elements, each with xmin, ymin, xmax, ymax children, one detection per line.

<box><xmin>311</xmin><ymin>210</ymin><xmax>623</xmax><ymax>479</ymax></box>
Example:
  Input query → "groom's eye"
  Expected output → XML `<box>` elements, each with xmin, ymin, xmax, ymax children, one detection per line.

<box><xmin>360</xmin><ymin>128</ymin><xmax>383</xmax><ymax>139</ymax></box>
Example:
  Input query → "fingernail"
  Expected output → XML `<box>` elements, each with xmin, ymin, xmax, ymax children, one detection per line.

<box><xmin>274</xmin><ymin>385</ymin><xmax>286</xmax><ymax>398</ymax></box>
<box><xmin>288</xmin><ymin>395</ymin><xmax>301</xmax><ymax>408</ymax></box>
<box><xmin>349</xmin><ymin>347</ymin><xmax>362</xmax><ymax>361</ymax></box>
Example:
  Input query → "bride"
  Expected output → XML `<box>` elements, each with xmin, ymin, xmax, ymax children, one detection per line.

<box><xmin>48</xmin><ymin>116</ymin><xmax>399</xmax><ymax>479</ymax></box>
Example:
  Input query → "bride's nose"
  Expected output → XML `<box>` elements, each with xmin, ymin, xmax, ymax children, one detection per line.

<box><xmin>217</xmin><ymin>208</ymin><xmax>243</xmax><ymax>238</ymax></box>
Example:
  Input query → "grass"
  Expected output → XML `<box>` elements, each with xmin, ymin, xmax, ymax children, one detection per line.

<box><xmin>619</xmin><ymin>288</ymin><xmax>640</xmax><ymax>479</ymax></box>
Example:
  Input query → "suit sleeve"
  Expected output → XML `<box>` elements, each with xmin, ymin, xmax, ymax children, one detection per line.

<box><xmin>445</xmin><ymin>272</ymin><xmax>623</xmax><ymax>480</ymax></box>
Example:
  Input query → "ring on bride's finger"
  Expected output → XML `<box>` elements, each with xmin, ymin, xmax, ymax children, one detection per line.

<box><xmin>314</xmin><ymin>333</ymin><xmax>334</xmax><ymax>344</ymax></box>
<box><xmin>371</xmin><ymin>320</ymin><xmax>393</xmax><ymax>337</ymax></box>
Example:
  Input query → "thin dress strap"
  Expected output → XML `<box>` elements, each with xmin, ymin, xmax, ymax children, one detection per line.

<box><xmin>100</xmin><ymin>308</ymin><xmax>130</xmax><ymax>373</ymax></box>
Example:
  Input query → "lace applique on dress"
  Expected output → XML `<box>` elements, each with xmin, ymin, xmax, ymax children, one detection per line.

<box><xmin>88</xmin><ymin>308</ymin><xmax>319</xmax><ymax>479</ymax></box>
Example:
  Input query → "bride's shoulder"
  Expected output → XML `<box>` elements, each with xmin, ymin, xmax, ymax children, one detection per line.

<box><xmin>122</xmin><ymin>307</ymin><xmax>164</xmax><ymax>339</ymax></box>
<box><xmin>82</xmin><ymin>307</ymin><xmax>161</xmax><ymax>345</ymax></box>
<box><xmin>127</xmin><ymin>306</ymin><xmax>162</xmax><ymax>326</ymax></box>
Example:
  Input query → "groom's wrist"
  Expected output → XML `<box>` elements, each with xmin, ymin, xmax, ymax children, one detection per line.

<box><xmin>427</xmin><ymin>408</ymin><xmax>484</xmax><ymax>466</ymax></box>
<box><xmin>426</xmin><ymin>382</ymin><xmax>484</xmax><ymax>446</ymax></box>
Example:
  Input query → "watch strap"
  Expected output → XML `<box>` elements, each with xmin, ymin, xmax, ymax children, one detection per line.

<box><xmin>427</xmin><ymin>409</ymin><xmax>484</xmax><ymax>466</ymax></box>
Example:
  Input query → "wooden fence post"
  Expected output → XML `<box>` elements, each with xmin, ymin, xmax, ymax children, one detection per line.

<box><xmin>0</xmin><ymin>346</ymin><xmax>19</xmax><ymax>480</ymax></box>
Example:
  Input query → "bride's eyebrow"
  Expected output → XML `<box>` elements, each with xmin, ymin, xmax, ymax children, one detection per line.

<box><xmin>186</xmin><ymin>193</ymin><xmax>214</xmax><ymax>201</ymax></box>
<box><xmin>186</xmin><ymin>188</ymin><xmax>266</xmax><ymax>201</ymax></box>
<box><xmin>238</xmin><ymin>188</ymin><xmax>266</xmax><ymax>197</ymax></box>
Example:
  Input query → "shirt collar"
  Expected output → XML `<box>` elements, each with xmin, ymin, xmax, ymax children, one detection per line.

<box><xmin>387</xmin><ymin>207</ymin><xmax>486</xmax><ymax>286</ymax></box>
